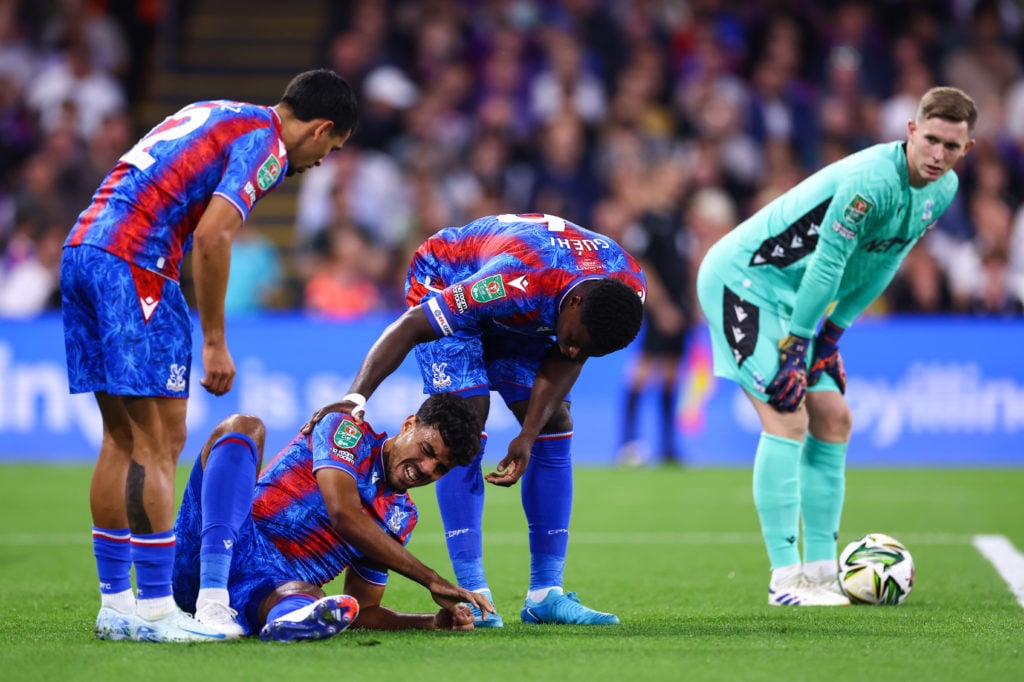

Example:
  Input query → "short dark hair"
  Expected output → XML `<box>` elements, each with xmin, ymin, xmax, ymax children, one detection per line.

<box><xmin>280</xmin><ymin>69</ymin><xmax>358</xmax><ymax>135</ymax></box>
<box><xmin>580</xmin><ymin>278</ymin><xmax>644</xmax><ymax>356</ymax></box>
<box><xmin>917</xmin><ymin>86</ymin><xmax>977</xmax><ymax>133</ymax></box>
<box><xmin>416</xmin><ymin>393</ymin><xmax>482</xmax><ymax>467</ymax></box>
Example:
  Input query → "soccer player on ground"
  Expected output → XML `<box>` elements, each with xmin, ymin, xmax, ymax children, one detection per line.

<box><xmin>305</xmin><ymin>212</ymin><xmax>646</xmax><ymax>626</ymax></box>
<box><xmin>61</xmin><ymin>69</ymin><xmax>358</xmax><ymax>641</ymax></box>
<box><xmin>95</xmin><ymin>393</ymin><xmax>492</xmax><ymax>641</ymax></box>
<box><xmin>696</xmin><ymin>87</ymin><xmax>977</xmax><ymax>605</ymax></box>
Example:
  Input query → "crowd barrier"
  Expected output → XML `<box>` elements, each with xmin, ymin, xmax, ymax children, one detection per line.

<box><xmin>1</xmin><ymin>314</ymin><xmax>1021</xmax><ymax>466</ymax></box>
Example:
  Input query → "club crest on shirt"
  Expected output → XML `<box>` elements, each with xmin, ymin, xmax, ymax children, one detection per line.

<box><xmin>386</xmin><ymin>507</ymin><xmax>409</xmax><ymax>535</ymax></box>
<box><xmin>333</xmin><ymin>419</ymin><xmax>362</xmax><ymax>449</ymax></box>
<box><xmin>470</xmin><ymin>275</ymin><xmax>506</xmax><ymax>303</ymax></box>
<box><xmin>257</xmin><ymin>154</ymin><xmax>282</xmax><ymax>190</ymax></box>
<box><xmin>921</xmin><ymin>199</ymin><xmax>934</xmax><ymax>222</ymax></box>
<box><xmin>842</xmin><ymin>193</ymin><xmax>874</xmax><ymax>226</ymax></box>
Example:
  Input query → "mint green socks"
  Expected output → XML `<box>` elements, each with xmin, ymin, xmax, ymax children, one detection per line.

<box><xmin>753</xmin><ymin>433</ymin><xmax>802</xmax><ymax>569</ymax></box>
<box><xmin>799</xmin><ymin>434</ymin><xmax>847</xmax><ymax>564</ymax></box>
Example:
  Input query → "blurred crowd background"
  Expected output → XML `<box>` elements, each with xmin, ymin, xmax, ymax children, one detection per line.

<box><xmin>2</xmin><ymin>0</ymin><xmax>1024</xmax><ymax>321</ymax></box>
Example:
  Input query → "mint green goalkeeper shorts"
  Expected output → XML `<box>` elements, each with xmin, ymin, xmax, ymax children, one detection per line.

<box><xmin>695</xmin><ymin>265</ymin><xmax>842</xmax><ymax>403</ymax></box>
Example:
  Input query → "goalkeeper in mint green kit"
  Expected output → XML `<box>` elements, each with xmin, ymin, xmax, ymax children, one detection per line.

<box><xmin>697</xmin><ymin>87</ymin><xmax>976</xmax><ymax>606</ymax></box>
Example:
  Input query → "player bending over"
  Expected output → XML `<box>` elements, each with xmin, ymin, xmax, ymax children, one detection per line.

<box><xmin>696</xmin><ymin>86</ymin><xmax>976</xmax><ymax>606</ymax></box>
<box><xmin>304</xmin><ymin>212</ymin><xmax>646</xmax><ymax>627</ymax></box>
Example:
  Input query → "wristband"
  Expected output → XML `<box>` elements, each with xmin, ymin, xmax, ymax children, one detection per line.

<box><xmin>341</xmin><ymin>392</ymin><xmax>367</xmax><ymax>416</ymax></box>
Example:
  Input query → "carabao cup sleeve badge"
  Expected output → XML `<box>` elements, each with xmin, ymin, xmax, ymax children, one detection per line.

<box><xmin>333</xmin><ymin>419</ymin><xmax>363</xmax><ymax>449</ymax></box>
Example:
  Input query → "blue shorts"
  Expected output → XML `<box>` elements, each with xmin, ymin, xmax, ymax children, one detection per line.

<box><xmin>61</xmin><ymin>245</ymin><xmax>192</xmax><ymax>397</ymax></box>
<box><xmin>411</xmin><ymin>300</ymin><xmax>570</xmax><ymax>406</ymax></box>
<box><xmin>172</xmin><ymin>456</ymin><xmax>293</xmax><ymax>635</ymax></box>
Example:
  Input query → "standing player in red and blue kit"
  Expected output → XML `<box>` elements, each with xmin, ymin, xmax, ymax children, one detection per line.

<box><xmin>61</xmin><ymin>69</ymin><xmax>358</xmax><ymax>642</ymax></box>
<box><xmin>306</xmin><ymin>213</ymin><xmax>646</xmax><ymax>626</ymax></box>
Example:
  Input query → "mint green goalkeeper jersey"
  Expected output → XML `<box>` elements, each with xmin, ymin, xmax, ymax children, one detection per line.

<box><xmin>705</xmin><ymin>141</ymin><xmax>959</xmax><ymax>337</ymax></box>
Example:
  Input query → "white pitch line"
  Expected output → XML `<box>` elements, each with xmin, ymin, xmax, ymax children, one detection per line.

<box><xmin>972</xmin><ymin>534</ymin><xmax>1024</xmax><ymax>609</ymax></box>
<box><xmin>0</xmin><ymin>530</ymin><xmax>974</xmax><ymax>546</ymax></box>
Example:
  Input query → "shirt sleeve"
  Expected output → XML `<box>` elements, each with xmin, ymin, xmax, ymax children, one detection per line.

<box><xmin>828</xmin><ymin>259</ymin><xmax>902</xmax><ymax>327</ymax></box>
<box><xmin>423</xmin><ymin>263</ymin><xmax>540</xmax><ymax>337</ymax></box>
<box><xmin>212</xmin><ymin>127</ymin><xmax>284</xmax><ymax>221</ymax></box>
<box><xmin>310</xmin><ymin>413</ymin><xmax>366</xmax><ymax>477</ymax></box>
<box><xmin>789</xmin><ymin>170</ymin><xmax>894</xmax><ymax>337</ymax></box>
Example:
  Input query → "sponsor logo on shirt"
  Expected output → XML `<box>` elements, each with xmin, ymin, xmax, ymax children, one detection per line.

<box><xmin>243</xmin><ymin>181</ymin><xmax>256</xmax><ymax>207</ymax></box>
<box><xmin>331</xmin><ymin>448</ymin><xmax>356</xmax><ymax>464</ymax></box>
<box><xmin>862</xmin><ymin>236</ymin><xmax>913</xmax><ymax>253</ymax></box>
<box><xmin>426</xmin><ymin>298</ymin><xmax>453</xmax><ymax>335</ymax></box>
<box><xmin>333</xmin><ymin>419</ymin><xmax>362</xmax><ymax>449</ymax></box>
<box><xmin>471</xmin><ymin>275</ymin><xmax>506</xmax><ymax>302</ymax></box>
<box><xmin>166</xmin><ymin>364</ymin><xmax>187</xmax><ymax>392</ymax></box>
<box><xmin>256</xmin><ymin>154</ymin><xmax>282</xmax><ymax>190</ymax></box>
<box><xmin>452</xmin><ymin>284</ymin><xmax>468</xmax><ymax>313</ymax></box>
<box><xmin>831</xmin><ymin>220</ymin><xmax>856</xmax><ymax>240</ymax></box>
<box><xmin>842</xmin><ymin>193</ymin><xmax>874</xmax><ymax>225</ymax></box>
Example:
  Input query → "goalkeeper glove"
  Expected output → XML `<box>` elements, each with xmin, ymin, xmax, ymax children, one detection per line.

<box><xmin>766</xmin><ymin>333</ymin><xmax>809</xmax><ymax>412</ymax></box>
<box><xmin>807</xmin><ymin>320</ymin><xmax>847</xmax><ymax>393</ymax></box>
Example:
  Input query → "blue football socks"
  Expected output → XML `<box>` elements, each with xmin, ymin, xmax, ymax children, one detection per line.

<box><xmin>522</xmin><ymin>432</ymin><xmax>573</xmax><ymax>591</ymax></box>
<box><xmin>132</xmin><ymin>529</ymin><xmax>176</xmax><ymax>602</ymax></box>
<box><xmin>199</xmin><ymin>433</ymin><xmax>258</xmax><ymax>592</ymax></box>
<box><xmin>752</xmin><ymin>432</ymin><xmax>803</xmax><ymax>570</ymax></box>
<box><xmin>93</xmin><ymin>526</ymin><xmax>133</xmax><ymax>609</ymax></box>
<box><xmin>799</xmin><ymin>435</ymin><xmax>848</xmax><ymax>564</ymax></box>
<box><xmin>436</xmin><ymin>442</ymin><xmax>487</xmax><ymax>591</ymax></box>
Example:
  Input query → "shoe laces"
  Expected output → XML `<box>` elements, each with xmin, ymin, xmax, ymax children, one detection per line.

<box><xmin>196</xmin><ymin>601</ymin><xmax>238</xmax><ymax>626</ymax></box>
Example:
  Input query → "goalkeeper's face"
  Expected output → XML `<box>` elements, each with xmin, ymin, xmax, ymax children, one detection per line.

<box><xmin>906</xmin><ymin>116</ymin><xmax>974</xmax><ymax>187</ymax></box>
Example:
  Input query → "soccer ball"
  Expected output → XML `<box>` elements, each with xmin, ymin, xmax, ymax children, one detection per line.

<box><xmin>838</xmin><ymin>533</ymin><xmax>915</xmax><ymax>605</ymax></box>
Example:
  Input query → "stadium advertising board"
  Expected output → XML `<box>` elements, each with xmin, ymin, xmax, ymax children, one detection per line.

<box><xmin>1</xmin><ymin>315</ymin><xmax>1021</xmax><ymax>466</ymax></box>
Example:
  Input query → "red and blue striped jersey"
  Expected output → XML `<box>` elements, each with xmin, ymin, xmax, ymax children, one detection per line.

<box><xmin>251</xmin><ymin>412</ymin><xmax>417</xmax><ymax>587</ymax></box>
<box><xmin>65</xmin><ymin>100</ymin><xmax>287</xmax><ymax>282</ymax></box>
<box><xmin>407</xmin><ymin>213</ymin><xmax>647</xmax><ymax>338</ymax></box>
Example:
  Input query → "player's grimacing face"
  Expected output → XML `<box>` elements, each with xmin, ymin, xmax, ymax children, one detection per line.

<box><xmin>906</xmin><ymin>117</ymin><xmax>974</xmax><ymax>187</ymax></box>
<box><xmin>384</xmin><ymin>418</ymin><xmax>455</xmax><ymax>492</ymax></box>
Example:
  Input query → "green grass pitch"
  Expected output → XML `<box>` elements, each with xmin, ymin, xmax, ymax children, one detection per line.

<box><xmin>0</xmin><ymin>465</ymin><xmax>1021</xmax><ymax>681</ymax></box>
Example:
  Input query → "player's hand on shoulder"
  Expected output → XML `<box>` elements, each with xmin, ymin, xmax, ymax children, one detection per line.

<box><xmin>300</xmin><ymin>399</ymin><xmax>365</xmax><ymax>434</ymax></box>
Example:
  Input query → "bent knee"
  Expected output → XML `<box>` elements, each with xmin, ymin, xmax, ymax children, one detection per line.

<box><xmin>808</xmin><ymin>398</ymin><xmax>852</xmax><ymax>441</ymax></box>
<box><xmin>212</xmin><ymin>414</ymin><xmax>266</xmax><ymax>448</ymax></box>
<box><xmin>257</xmin><ymin>581</ymin><xmax>325</xmax><ymax>626</ymax></box>
<box><xmin>543</xmin><ymin>403</ymin><xmax>573</xmax><ymax>433</ymax></box>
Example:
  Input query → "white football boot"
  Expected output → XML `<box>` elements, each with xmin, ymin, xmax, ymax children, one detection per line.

<box><xmin>95</xmin><ymin>606</ymin><xmax>145</xmax><ymax>641</ymax></box>
<box><xmin>195</xmin><ymin>600</ymin><xmax>246</xmax><ymax>639</ymax></box>
<box><xmin>131</xmin><ymin>605</ymin><xmax>229</xmax><ymax>642</ymax></box>
<box><xmin>768</xmin><ymin>573</ymin><xmax>850</xmax><ymax>606</ymax></box>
